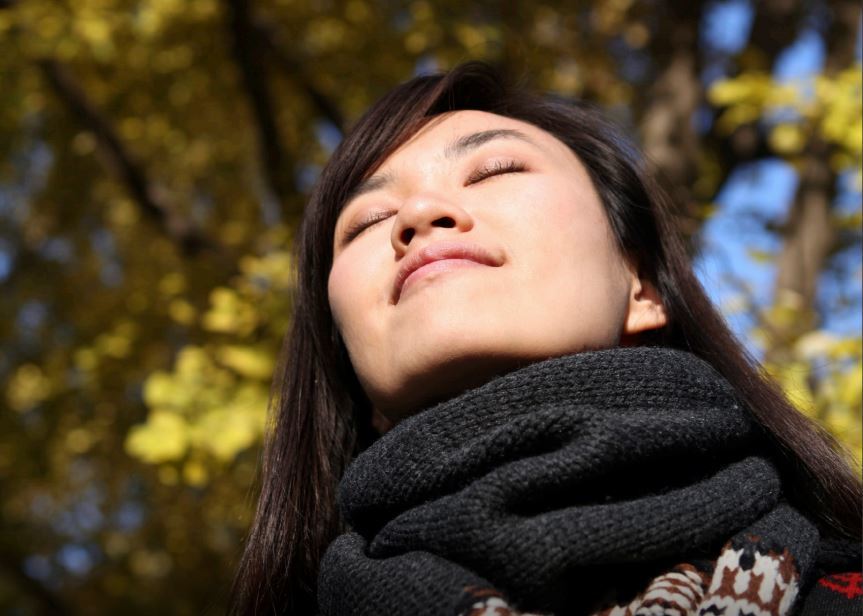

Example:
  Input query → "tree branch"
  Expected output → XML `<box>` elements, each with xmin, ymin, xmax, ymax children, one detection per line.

<box><xmin>37</xmin><ymin>59</ymin><xmax>218</xmax><ymax>258</ymax></box>
<box><xmin>223</xmin><ymin>0</ymin><xmax>297</xmax><ymax>213</ymax></box>
<box><xmin>746</xmin><ymin>0</ymin><xmax>806</xmax><ymax>68</ymax></box>
<box><xmin>824</xmin><ymin>0</ymin><xmax>861</xmax><ymax>72</ymax></box>
<box><xmin>253</xmin><ymin>18</ymin><xmax>346</xmax><ymax>136</ymax></box>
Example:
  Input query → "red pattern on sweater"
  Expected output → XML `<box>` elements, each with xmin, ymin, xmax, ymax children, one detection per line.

<box><xmin>818</xmin><ymin>572</ymin><xmax>862</xmax><ymax>600</ymax></box>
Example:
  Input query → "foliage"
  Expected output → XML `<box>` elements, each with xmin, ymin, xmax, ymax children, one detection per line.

<box><xmin>754</xmin><ymin>291</ymin><xmax>863</xmax><ymax>466</ymax></box>
<box><xmin>125</xmin><ymin>248</ymin><xmax>292</xmax><ymax>480</ymax></box>
<box><xmin>709</xmin><ymin>64</ymin><xmax>863</xmax><ymax>170</ymax></box>
<box><xmin>0</xmin><ymin>0</ymin><xmax>860</xmax><ymax>613</ymax></box>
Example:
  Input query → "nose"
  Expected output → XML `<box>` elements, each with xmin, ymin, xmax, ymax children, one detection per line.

<box><xmin>390</xmin><ymin>193</ymin><xmax>474</xmax><ymax>257</ymax></box>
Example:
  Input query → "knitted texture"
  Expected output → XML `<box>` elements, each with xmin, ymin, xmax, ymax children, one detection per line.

<box><xmin>317</xmin><ymin>346</ymin><xmax>860</xmax><ymax>616</ymax></box>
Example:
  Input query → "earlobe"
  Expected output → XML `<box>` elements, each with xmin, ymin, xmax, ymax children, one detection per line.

<box><xmin>622</xmin><ymin>273</ymin><xmax>668</xmax><ymax>336</ymax></box>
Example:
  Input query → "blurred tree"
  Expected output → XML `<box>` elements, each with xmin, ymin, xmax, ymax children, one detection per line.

<box><xmin>0</xmin><ymin>0</ymin><xmax>859</xmax><ymax>613</ymax></box>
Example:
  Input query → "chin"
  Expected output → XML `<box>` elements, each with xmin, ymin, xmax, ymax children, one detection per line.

<box><xmin>374</xmin><ymin>341</ymin><xmax>537</xmax><ymax>421</ymax></box>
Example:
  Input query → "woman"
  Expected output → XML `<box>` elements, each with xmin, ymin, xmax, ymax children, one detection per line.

<box><xmin>230</xmin><ymin>62</ymin><xmax>861</xmax><ymax>615</ymax></box>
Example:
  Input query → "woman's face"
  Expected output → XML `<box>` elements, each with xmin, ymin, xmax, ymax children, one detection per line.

<box><xmin>328</xmin><ymin>110</ymin><xmax>667</xmax><ymax>421</ymax></box>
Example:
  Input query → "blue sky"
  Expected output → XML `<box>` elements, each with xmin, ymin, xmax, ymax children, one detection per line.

<box><xmin>694</xmin><ymin>0</ymin><xmax>862</xmax><ymax>355</ymax></box>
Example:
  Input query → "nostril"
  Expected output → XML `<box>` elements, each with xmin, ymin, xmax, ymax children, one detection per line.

<box><xmin>400</xmin><ymin>216</ymin><xmax>455</xmax><ymax>245</ymax></box>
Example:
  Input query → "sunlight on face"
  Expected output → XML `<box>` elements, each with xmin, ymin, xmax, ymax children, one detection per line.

<box><xmin>328</xmin><ymin>110</ymin><xmax>665</xmax><ymax>422</ymax></box>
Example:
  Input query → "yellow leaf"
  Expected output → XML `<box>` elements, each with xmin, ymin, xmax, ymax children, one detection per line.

<box><xmin>95</xmin><ymin>332</ymin><xmax>132</xmax><ymax>359</ymax></box>
<box><xmin>202</xmin><ymin>288</ymin><xmax>257</xmax><ymax>334</ymax></box>
<box><xmin>6</xmin><ymin>363</ymin><xmax>52</xmax><ymax>412</ymax></box>
<box><xmin>404</xmin><ymin>31</ymin><xmax>428</xmax><ymax>54</ymax></box>
<box><xmin>142</xmin><ymin>372</ymin><xmax>176</xmax><ymax>408</ymax></box>
<box><xmin>73</xmin><ymin>348</ymin><xmax>99</xmax><ymax>372</ymax></box>
<box><xmin>182</xmin><ymin>460</ymin><xmax>209</xmax><ymax>487</ymax></box>
<box><xmin>215</xmin><ymin>345</ymin><xmax>274</xmax><ymax>380</ymax></box>
<box><xmin>836</xmin><ymin>363</ymin><xmax>863</xmax><ymax>409</ymax></box>
<box><xmin>454</xmin><ymin>23</ymin><xmax>485</xmax><ymax>50</ymax></box>
<box><xmin>716</xmin><ymin>104</ymin><xmax>760</xmax><ymax>133</ymax></box>
<box><xmin>125</xmin><ymin>411</ymin><xmax>189</xmax><ymax>463</ymax></box>
<box><xmin>765</xmin><ymin>361</ymin><xmax>816</xmax><ymax>415</ymax></box>
<box><xmin>769</xmin><ymin>123</ymin><xmax>805</xmax><ymax>155</ymax></box>
<box><xmin>192</xmin><ymin>408</ymin><xmax>260</xmax><ymax>463</ymax></box>
<box><xmin>168</xmin><ymin>299</ymin><xmax>197</xmax><ymax>325</ymax></box>
<box><xmin>175</xmin><ymin>346</ymin><xmax>213</xmax><ymax>379</ymax></box>
<box><xmin>66</xmin><ymin>428</ymin><xmax>95</xmax><ymax>454</ymax></box>
<box><xmin>158</xmin><ymin>272</ymin><xmax>186</xmax><ymax>296</ymax></box>
<box><xmin>747</xmin><ymin>248</ymin><xmax>776</xmax><ymax>264</ymax></box>
<box><xmin>794</xmin><ymin>330</ymin><xmax>841</xmax><ymax>359</ymax></box>
<box><xmin>708</xmin><ymin>74</ymin><xmax>770</xmax><ymax>106</ymax></box>
<box><xmin>129</xmin><ymin>549</ymin><xmax>172</xmax><ymax>578</ymax></box>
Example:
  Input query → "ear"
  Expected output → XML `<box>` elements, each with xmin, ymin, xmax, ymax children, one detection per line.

<box><xmin>620</xmin><ymin>262</ymin><xmax>667</xmax><ymax>345</ymax></box>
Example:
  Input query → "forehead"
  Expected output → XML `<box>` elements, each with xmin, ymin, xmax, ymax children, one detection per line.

<box><xmin>389</xmin><ymin>110</ymin><xmax>558</xmax><ymax>160</ymax></box>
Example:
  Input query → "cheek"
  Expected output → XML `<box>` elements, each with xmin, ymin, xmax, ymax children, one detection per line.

<box><xmin>327</xmin><ymin>261</ymin><xmax>359</xmax><ymax>336</ymax></box>
<box><xmin>504</xmin><ymin>177</ymin><xmax>615</xmax><ymax>267</ymax></box>
<box><xmin>327</xmin><ymin>251</ymin><xmax>389</xmax><ymax>352</ymax></box>
<box><xmin>504</xmin><ymin>180</ymin><xmax>630</xmax><ymax>337</ymax></box>
<box><xmin>326</xmin><ymin>267</ymin><xmax>339</xmax><ymax>303</ymax></box>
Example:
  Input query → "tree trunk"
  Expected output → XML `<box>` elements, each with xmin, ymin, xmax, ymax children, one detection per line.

<box><xmin>768</xmin><ymin>139</ymin><xmax>836</xmax><ymax>358</ymax></box>
<box><xmin>765</xmin><ymin>0</ymin><xmax>860</xmax><ymax>359</ymax></box>
<box><xmin>638</xmin><ymin>4</ymin><xmax>703</xmax><ymax>247</ymax></box>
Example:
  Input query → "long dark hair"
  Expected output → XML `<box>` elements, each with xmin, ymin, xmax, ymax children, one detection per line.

<box><xmin>229</xmin><ymin>62</ymin><xmax>862</xmax><ymax>615</ymax></box>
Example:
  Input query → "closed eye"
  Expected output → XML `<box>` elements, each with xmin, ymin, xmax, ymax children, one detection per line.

<box><xmin>342</xmin><ymin>209</ymin><xmax>396</xmax><ymax>244</ymax></box>
<box><xmin>466</xmin><ymin>159</ymin><xmax>527</xmax><ymax>185</ymax></box>
<box><xmin>340</xmin><ymin>159</ymin><xmax>527</xmax><ymax>245</ymax></box>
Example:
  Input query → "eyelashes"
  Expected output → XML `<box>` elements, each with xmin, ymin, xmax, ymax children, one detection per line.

<box><xmin>465</xmin><ymin>159</ymin><xmax>527</xmax><ymax>184</ymax></box>
<box><xmin>341</xmin><ymin>158</ymin><xmax>527</xmax><ymax>244</ymax></box>
<box><xmin>343</xmin><ymin>209</ymin><xmax>397</xmax><ymax>244</ymax></box>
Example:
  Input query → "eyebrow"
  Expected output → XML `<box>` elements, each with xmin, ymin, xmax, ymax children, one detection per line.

<box><xmin>345</xmin><ymin>128</ymin><xmax>538</xmax><ymax>202</ymax></box>
<box><xmin>444</xmin><ymin>128</ymin><xmax>537</xmax><ymax>159</ymax></box>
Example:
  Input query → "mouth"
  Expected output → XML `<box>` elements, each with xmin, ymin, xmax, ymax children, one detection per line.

<box><xmin>392</xmin><ymin>241</ymin><xmax>503</xmax><ymax>303</ymax></box>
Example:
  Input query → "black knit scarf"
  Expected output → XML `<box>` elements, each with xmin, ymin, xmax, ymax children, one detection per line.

<box><xmin>317</xmin><ymin>347</ymin><xmax>859</xmax><ymax>616</ymax></box>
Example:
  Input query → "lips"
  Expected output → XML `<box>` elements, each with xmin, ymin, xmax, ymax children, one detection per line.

<box><xmin>392</xmin><ymin>241</ymin><xmax>503</xmax><ymax>303</ymax></box>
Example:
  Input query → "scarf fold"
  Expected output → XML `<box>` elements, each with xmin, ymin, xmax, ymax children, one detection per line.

<box><xmin>317</xmin><ymin>347</ymin><xmax>838</xmax><ymax>616</ymax></box>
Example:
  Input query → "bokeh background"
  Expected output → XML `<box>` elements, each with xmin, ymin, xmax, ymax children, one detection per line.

<box><xmin>1</xmin><ymin>0</ymin><xmax>860</xmax><ymax>614</ymax></box>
